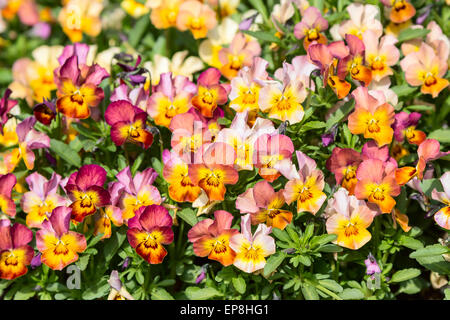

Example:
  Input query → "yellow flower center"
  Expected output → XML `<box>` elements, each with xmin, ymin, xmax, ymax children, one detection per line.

<box><xmin>367</xmin><ymin>118</ymin><xmax>381</xmax><ymax>133</ymax></box>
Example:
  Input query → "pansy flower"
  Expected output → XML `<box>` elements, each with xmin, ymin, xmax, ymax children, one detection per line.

<box><xmin>400</xmin><ymin>43</ymin><xmax>449</xmax><ymax>98</ymax></box>
<box><xmin>94</xmin><ymin>182</ymin><xmax>124</xmax><ymax>239</ymax></box>
<box><xmin>326</xmin><ymin>147</ymin><xmax>362</xmax><ymax>195</ymax></box>
<box><xmin>230</xmin><ymin>214</ymin><xmax>275</xmax><ymax>273</ymax></box>
<box><xmin>362</xmin><ymin>30</ymin><xmax>400</xmax><ymax>82</ymax></box>
<box><xmin>188</xmin><ymin>143</ymin><xmax>239</xmax><ymax>201</ymax></box>
<box><xmin>294</xmin><ymin>6</ymin><xmax>328</xmax><ymax>50</ymax></box>
<box><xmin>176</xmin><ymin>1</ymin><xmax>217</xmax><ymax>39</ymax></box>
<box><xmin>3</xmin><ymin>117</ymin><xmax>50</xmax><ymax>172</ymax></box>
<box><xmin>127</xmin><ymin>205</ymin><xmax>174</xmax><ymax>264</ymax></box>
<box><xmin>337</xmin><ymin>3</ymin><xmax>382</xmax><ymax>40</ymax></box>
<box><xmin>348</xmin><ymin>87</ymin><xmax>395</xmax><ymax>147</ymax></box>
<box><xmin>150</xmin><ymin>0</ymin><xmax>181</xmax><ymax>29</ymax></box>
<box><xmin>147</xmin><ymin>72</ymin><xmax>197</xmax><ymax>127</ymax></box>
<box><xmin>325</xmin><ymin>188</ymin><xmax>376</xmax><ymax>250</ymax></box>
<box><xmin>355</xmin><ymin>159</ymin><xmax>400</xmax><ymax>214</ymax></box>
<box><xmin>162</xmin><ymin>150</ymin><xmax>202</xmax><ymax>203</ymax></box>
<box><xmin>65</xmin><ymin>164</ymin><xmax>111</xmax><ymax>223</ymax></box>
<box><xmin>218</xmin><ymin>32</ymin><xmax>261</xmax><ymax>80</ymax></box>
<box><xmin>33</xmin><ymin>99</ymin><xmax>57</xmax><ymax>126</ymax></box>
<box><xmin>0</xmin><ymin>220</ymin><xmax>34</xmax><ymax>280</ymax></box>
<box><xmin>0</xmin><ymin>173</ymin><xmax>16</xmax><ymax>218</ymax></box>
<box><xmin>55</xmin><ymin>44</ymin><xmax>109</xmax><ymax>119</ymax></box>
<box><xmin>380</xmin><ymin>0</ymin><xmax>416</xmax><ymax>24</ymax></box>
<box><xmin>107</xmin><ymin>270</ymin><xmax>135</xmax><ymax>300</ymax></box>
<box><xmin>191</xmin><ymin>68</ymin><xmax>228</xmax><ymax>118</ymax></box>
<box><xmin>396</xmin><ymin>139</ymin><xmax>450</xmax><ymax>186</ymax></box>
<box><xmin>215</xmin><ymin>111</ymin><xmax>275</xmax><ymax>171</ymax></box>
<box><xmin>431</xmin><ymin>172</ymin><xmax>450</xmax><ymax>230</ymax></box>
<box><xmin>237</xmin><ymin>180</ymin><xmax>292</xmax><ymax>230</ymax></box>
<box><xmin>188</xmin><ymin>210</ymin><xmax>238</xmax><ymax>266</ymax></box>
<box><xmin>361</xmin><ymin>140</ymin><xmax>397</xmax><ymax>167</ymax></box>
<box><xmin>393</xmin><ymin>111</ymin><xmax>426</xmax><ymax>146</ymax></box>
<box><xmin>36</xmin><ymin>206</ymin><xmax>87</xmax><ymax>270</ymax></box>
<box><xmin>337</xmin><ymin>34</ymin><xmax>372</xmax><ymax>86</ymax></box>
<box><xmin>115</xmin><ymin>166</ymin><xmax>161</xmax><ymax>221</ymax></box>
<box><xmin>253</xmin><ymin>133</ymin><xmax>294</xmax><ymax>182</ymax></box>
<box><xmin>0</xmin><ymin>89</ymin><xmax>17</xmax><ymax>134</ymax></box>
<box><xmin>258</xmin><ymin>72</ymin><xmax>306</xmax><ymax>124</ymax></box>
<box><xmin>21</xmin><ymin>172</ymin><xmax>68</xmax><ymax>228</ymax></box>
<box><xmin>105</xmin><ymin>100</ymin><xmax>153</xmax><ymax>149</ymax></box>
<box><xmin>278</xmin><ymin>151</ymin><xmax>327</xmax><ymax>215</ymax></box>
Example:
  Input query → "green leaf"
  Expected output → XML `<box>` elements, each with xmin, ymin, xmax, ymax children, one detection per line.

<box><xmin>301</xmin><ymin>121</ymin><xmax>326</xmax><ymax>132</ymax></box>
<box><xmin>310</xmin><ymin>234</ymin><xmax>337</xmax><ymax>248</ymax></box>
<box><xmin>151</xmin><ymin>287</ymin><xmax>174</xmax><ymax>300</ymax></box>
<box><xmin>339</xmin><ymin>288</ymin><xmax>364</xmax><ymax>300</ymax></box>
<box><xmin>301</xmin><ymin>283</ymin><xmax>319</xmax><ymax>300</ymax></box>
<box><xmin>318</xmin><ymin>279</ymin><xmax>343</xmax><ymax>293</ymax></box>
<box><xmin>131</xmin><ymin>152</ymin><xmax>145</xmax><ymax>175</ymax></box>
<box><xmin>241</xmin><ymin>30</ymin><xmax>280</xmax><ymax>43</ymax></box>
<box><xmin>409</xmin><ymin>244</ymin><xmax>449</xmax><ymax>258</ymax></box>
<box><xmin>87</xmin><ymin>234</ymin><xmax>104</xmax><ymax>249</ymax></box>
<box><xmin>428</xmin><ymin>129</ymin><xmax>450</xmax><ymax>144</ymax></box>
<box><xmin>248</xmin><ymin>0</ymin><xmax>269</xmax><ymax>24</ymax></box>
<box><xmin>177</xmin><ymin>208</ymin><xmax>198</xmax><ymax>227</ymax></box>
<box><xmin>397</xmin><ymin>28</ymin><xmax>430</xmax><ymax>42</ymax></box>
<box><xmin>406</xmin><ymin>105</ymin><xmax>434</xmax><ymax>112</ymax></box>
<box><xmin>232</xmin><ymin>276</ymin><xmax>246</xmax><ymax>294</ymax></box>
<box><xmin>129</xmin><ymin>15</ymin><xmax>150</xmax><ymax>48</ymax></box>
<box><xmin>297</xmin><ymin>255</ymin><xmax>312</xmax><ymax>266</ymax></box>
<box><xmin>317</xmin><ymin>244</ymin><xmax>343</xmax><ymax>252</ymax></box>
<box><xmin>272</xmin><ymin>228</ymin><xmax>291</xmax><ymax>243</ymax></box>
<box><xmin>391</xmin><ymin>84</ymin><xmax>416</xmax><ymax>97</ymax></box>
<box><xmin>263</xmin><ymin>252</ymin><xmax>286</xmax><ymax>277</ymax></box>
<box><xmin>398</xmin><ymin>235</ymin><xmax>424</xmax><ymax>250</ymax></box>
<box><xmin>397</xmin><ymin>278</ymin><xmax>429</xmax><ymax>295</ymax></box>
<box><xmin>184</xmin><ymin>287</ymin><xmax>222</xmax><ymax>300</ymax></box>
<box><xmin>325</xmin><ymin>99</ymin><xmax>354</xmax><ymax>131</ymax></box>
<box><xmin>82</xmin><ymin>279</ymin><xmax>110</xmax><ymax>300</ymax></box>
<box><xmin>71</xmin><ymin>123</ymin><xmax>99</xmax><ymax>139</ymax></box>
<box><xmin>50</xmin><ymin>139</ymin><xmax>81</xmax><ymax>167</ymax></box>
<box><xmin>76</xmin><ymin>253</ymin><xmax>90</xmax><ymax>271</ymax></box>
<box><xmin>390</xmin><ymin>268</ymin><xmax>421</xmax><ymax>283</ymax></box>
<box><xmin>103</xmin><ymin>227</ymin><xmax>127</xmax><ymax>262</ymax></box>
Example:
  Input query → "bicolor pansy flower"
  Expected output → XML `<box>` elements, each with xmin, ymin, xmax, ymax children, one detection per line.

<box><xmin>325</xmin><ymin>188</ymin><xmax>376</xmax><ymax>250</ymax></box>
<box><xmin>337</xmin><ymin>34</ymin><xmax>372</xmax><ymax>87</ymax></box>
<box><xmin>176</xmin><ymin>0</ymin><xmax>217</xmax><ymax>39</ymax></box>
<box><xmin>105</xmin><ymin>100</ymin><xmax>153</xmax><ymax>149</ymax></box>
<box><xmin>294</xmin><ymin>6</ymin><xmax>328</xmax><ymax>50</ymax></box>
<box><xmin>0</xmin><ymin>220</ymin><xmax>34</xmax><ymax>280</ymax></box>
<box><xmin>65</xmin><ymin>164</ymin><xmax>111</xmax><ymax>223</ymax></box>
<box><xmin>0</xmin><ymin>173</ymin><xmax>16</xmax><ymax>218</ymax></box>
<box><xmin>230</xmin><ymin>214</ymin><xmax>276</xmax><ymax>273</ymax></box>
<box><xmin>36</xmin><ymin>206</ymin><xmax>87</xmax><ymax>270</ymax></box>
<box><xmin>431</xmin><ymin>172</ymin><xmax>450</xmax><ymax>230</ymax></box>
<box><xmin>326</xmin><ymin>147</ymin><xmax>362</xmax><ymax>195</ymax></box>
<box><xmin>115</xmin><ymin>166</ymin><xmax>161</xmax><ymax>221</ymax></box>
<box><xmin>380</xmin><ymin>0</ymin><xmax>416</xmax><ymax>24</ymax></box>
<box><xmin>21</xmin><ymin>172</ymin><xmax>68</xmax><ymax>228</ymax></box>
<box><xmin>236</xmin><ymin>180</ymin><xmax>292</xmax><ymax>230</ymax></box>
<box><xmin>393</xmin><ymin>111</ymin><xmax>426</xmax><ymax>146</ymax></box>
<box><xmin>127</xmin><ymin>205</ymin><xmax>174</xmax><ymax>264</ymax></box>
<box><xmin>191</xmin><ymin>68</ymin><xmax>228</xmax><ymax>118</ymax></box>
<box><xmin>0</xmin><ymin>89</ymin><xmax>17</xmax><ymax>134</ymax></box>
<box><xmin>348</xmin><ymin>87</ymin><xmax>395</xmax><ymax>147</ymax></box>
<box><xmin>188</xmin><ymin>210</ymin><xmax>238</xmax><ymax>266</ymax></box>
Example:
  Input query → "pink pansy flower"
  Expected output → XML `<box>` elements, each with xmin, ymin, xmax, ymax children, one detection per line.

<box><xmin>127</xmin><ymin>204</ymin><xmax>174</xmax><ymax>264</ymax></box>
<box><xmin>0</xmin><ymin>173</ymin><xmax>16</xmax><ymax>218</ymax></box>
<box><xmin>253</xmin><ymin>133</ymin><xmax>294</xmax><ymax>182</ymax></box>
<box><xmin>337</xmin><ymin>3</ymin><xmax>382</xmax><ymax>40</ymax></box>
<box><xmin>215</xmin><ymin>111</ymin><xmax>275</xmax><ymax>171</ymax></box>
<box><xmin>54</xmin><ymin>43</ymin><xmax>109</xmax><ymax>119</ymax></box>
<box><xmin>236</xmin><ymin>180</ymin><xmax>292</xmax><ymax>230</ymax></box>
<box><xmin>4</xmin><ymin>116</ymin><xmax>50</xmax><ymax>172</ymax></box>
<box><xmin>65</xmin><ymin>164</ymin><xmax>111</xmax><ymax>223</ymax></box>
<box><xmin>325</xmin><ymin>188</ymin><xmax>376</xmax><ymax>250</ymax></box>
<box><xmin>169</xmin><ymin>111</ymin><xmax>212</xmax><ymax>164</ymax></box>
<box><xmin>362</xmin><ymin>30</ymin><xmax>400</xmax><ymax>82</ymax></box>
<box><xmin>0</xmin><ymin>89</ymin><xmax>17</xmax><ymax>134</ymax></box>
<box><xmin>218</xmin><ymin>32</ymin><xmax>261</xmax><ymax>80</ymax></box>
<box><xmin>431</xmin><ymin>172</ymin><xmax>450</xmax><ymax>230</ymax></box>
<box><xmin>187</xmin><ymin>210</ymin><xmax>239</xmax><ymax>266</ymax></box>
<box><xmin>115</xmin><ymin>166</ymin><xmax>161</xmax><ymax>221</ymax></box>
<box><xmin>393</xmin><ymin>111</ymin><xmax>426</xmax><ymax>146</ymax></box>
<box><xmin>188</xmin><ymin>106</ymin><xmax>224</xmax><ymax>142</ymax></box>
<box><xmin>400</xmin><ymin>43</ymin><xmax>449</xmax><ymax>98</ymax></box>
<box><xmin>355</xmin><ymin>159</ymin><xmax>400</xmax><ymax>214</ymax></box>
<box><xmin>111</xmin><ymin>83</ymin><xmax>149</xmax><ymax>112</ymax></box>
<box><xmin>191</xmin><ymin>68</ymin><xmax>228</xmax><ymax>118</ymax></box>
<box><xmin>258</xmin><ymin>69</ymin><xmax>307</xmax><ymax>125</ymax></box>
<box><xmin>361</xmin><ymin>140</ymin><xmax>397</xmax><ymax>168</ymax></box>
<box><xmin>294</xmin><ymin>6</ymin><xmax>328</xmax><ymax>50</ymax></box>
<box><xmin>274</xmin><ymin>55</ymin><xmax>318</xmax><ymax>92</ymax></box>
<box><xmin>424</xmin><ymin>21</ymin><xmax>449</xmax><ymax>63</ymax></box>
<box><xmin>0</xmin><ymin>220</ymin><xmax>34</xmax><ymax>280</ymax></box>
<box><xmin>105</xmin><ymin>100</ymin><xmax>153</xmax><ymax>149</ymax></box>
<box><xmin>229</xmin><ymin>57</ymin><xmax>269</xmax><ymax>122</ymax></box>
<box><xmin>230</xmin><ymin>214</ymin><xmax>276</xmax><ymax>273</ymax></box>
<box><xmin>21</xmin><ymin>172</ymin><xmax>68</xmax><ymax>228</ymax></box>
<box><xmin>36</xmin><ymin>206</ymin><xmax>87</xmax><ymax>270</ymax></box>
<box><xmin>147</xmin><ymin>72</ymin><xmax>197</xmax><ymax>128</ymax></box>
<box><xmin>326</xmin><ymin>147</ymin><xmax>362</xmax><ymax>195</ymax></box>
<box><xmin>395</xmin><ymin>139</ymin><xmax>450</xmax><ymax>186</ymax></box>
<box><xmin>277</xmin><ymin>151</ymin><xmax>327</xmax><ymax>215</ymax></box>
